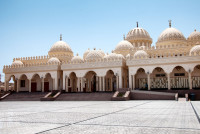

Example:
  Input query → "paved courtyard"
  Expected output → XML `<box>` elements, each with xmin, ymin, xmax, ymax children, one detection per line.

<box><xmin>0</xmin><ymin>101</ymin><xmax>200</xmax><ymax>134</ymax></box>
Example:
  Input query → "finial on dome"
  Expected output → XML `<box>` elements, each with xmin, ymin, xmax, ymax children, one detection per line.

<box><xmin>94</xmin><ymin>48</ymin><xmax>96</xmax><ymax>50</ymax></box>
<box><xmin>111</xmin><ymin>50</ymin><xmax>114</xmax><ymax>53</ymax></box>
<box><xmin>136</xmin><ymin>22</ymin><xmax>138</xmax><ymax>28</ymax></box>
<box><xmin>123</xmin><ymin>34</ymin><xmax>125</xmax><ymax>40</ymax></box>
<box><xmin>60</xmin><ymin>34</ymin><xmax>62</xmax><ymax>41</ymax></box>
<box><xmin>194</xmin><ymin>29</ymin><xmax>196</xmax><ymax>32</ymax></box>
<box><xmin>168</xmin><ymin>20</ymin><xmax>171</xmax><ymax>28</ymax></box>
<box><xmin>76</xmin><ymin>53</ymin><xmax>78</xmax><ymax>56</ymax></box>
<box><xmin>88</xmin><ymin>48</ymin><xmax>90</xmax><ymax>50</ymax></box>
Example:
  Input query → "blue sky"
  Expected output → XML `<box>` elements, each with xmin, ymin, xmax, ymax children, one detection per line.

<box><xmin>0</xmin><ymin>0</ymin><xmax>200</xmax><ymax>81</ymax></box>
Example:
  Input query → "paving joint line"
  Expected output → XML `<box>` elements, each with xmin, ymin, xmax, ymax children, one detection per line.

<box><xmin>190</xmin><ymin>102</ymin><xmax>200</xmax><ymax>124</ymax></box>
<box><xmin>36</xmin><ymin>101</ymin><xmax>151</xmax><ymax>134</ymax></box>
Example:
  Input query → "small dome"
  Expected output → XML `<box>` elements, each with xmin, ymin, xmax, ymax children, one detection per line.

<box><xmin>85</xmin><ymin>48</ymin><xmax>104</xmax><ymax>61</ymax></box>
<box><xmin>12</xmin><ymin>60</ymin><xmax>23</xmax><ymax>66</ymax></box>
<box><xmin>134</xmin><ymin>50</ymin><xmax>148</xmax><ymax>58</ymax></box>
<box><xmin>47</xmin><ymin>57</ymin><xmax>60</xmax><ymax>64</ymax></box>
<box><xmin>71</xmin><ymin>54</ymin><xmax>84</xmax><ymax>63</ymax></box>
<box><xmin>188</xmin><ymin>30</ymin><xmax>200</xmax><ymax>41</ymax></box>
<box><xmin>126</xmin><ymin>54</ymin><xmax>130</xmax><ymax>59</ymax></box>
<box><xmin>157</xmin><ymin>27</ymin><xmax>186</xmax><ymax>43</ymax></box>
<box><xmin>83</xmin><ymin>48</ymin><xmax>90</xmax><ymax>59</ymax></box>
<box><xmin>106</xmin><ymin>53</ymin><xmax>118</xmax><ymax>59</ymax></box>
<box><xmin>98</xmin><ymin>49</ymin><xmax>105</xmax><ymax>56</ymax></box>
<box><xmin>126</xmin><ymin>27</ymin><xmax>152</xmax><ymax>42</ymax></box>
<box><xmin>115</xmin><ymin>40</ymin><xmax>133</xmax><ymax>51</ymax></box>
<box><xmin>190</xmin><ymin>45</ymin><xmax>200</xmax><ymax>55</ymax></box>
<box><xmin>49</xmin><ymin>41</ymin><xmax>72</xmax><ymax>53</ymax></box>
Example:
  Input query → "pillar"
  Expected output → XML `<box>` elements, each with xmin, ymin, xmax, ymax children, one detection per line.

<box><xmin>129</xmin><ymin>75</ymin><xmax>132</xmax><ymax>90</ymax></box>
<box><xmin>29</xmin><ymin>79</ymin><xmax>31</xmax><ymax>92</ymax></box>
<box><xmin>53</xmin><ymin>78</ymin><xmax>55</xmax><ymax>90</ymax></box>
<box><xmin>81</xmin><ymin>77</ymin><xmax>83</xmax><ymax>92</ymax></box>
<box><xmin>132</xmin><ymin>74</ymin><xmax>135</xmax><ymax>90</ymax></box>
<box><xmin>189</xmin><ymin>72</ymin><xmax>192</xmax><ymax>90</ymax></box>
<box><xmin>96</xmin><ymin>76</ymin><xmax>98</xmax><ymax>91</ymax></box>
<box><xmin>119</xmin><ymin>75</ymin><xmax>122</xmax><ymax>88</ymax></box>
<box><xmin>63</xmin><ymin>75</ymin><xmax>66</xmax><ymax>91</ymax></box>
<box><xmin>42</xmin><ymin>77</ymin><xmax>44</xmax><ymax>92</ymax></box>
<box><xmin>55</xmin><ymin>77</ymin><xmax>58</xmax><ymax>90</ymax></box>
<box><xmin>116</xmin><ymin>76</ymin><xmax>119</xmax><ymax>89</ymax></box>
<box><xmin>167</xmin><ymin>73</ymin><xmax>171</xmax><ymax>90</ymax></box>
<box><xmin>99</xmin><ymin>77</ymin><xmax>102</xmax><ymax>91</ymax></box>
<box><xmin>17</xmin><ymin>79</ymin><xmax>20</xmax><ymax>92</ymax></box>
<box><xmin>147</xmin><ymin>73</ymin><xmax>151</xmax><ymax>90</ymax></box>
<box><xmin>78</xmin><ymin>77</ymin><xmax>80</xmax><ymax>92</ymax></box>
<box><xmin>110</xmin><ymin>77</ymin><xmax>113</xmax><ymax>91</ymax></box>
<box><xmin>103</xmin><ymin>76</ymin><xmax>105</xmax><ymax>91</ymax></box>
<box><xmin>66</xmin><ymin>76</ymin><xmax>68</xmax><ymax>92</ymax></box>
<box><xmin>4</xmin><ymin>80</ymin><xmax>8</xmax><ymax>91</ymax></box>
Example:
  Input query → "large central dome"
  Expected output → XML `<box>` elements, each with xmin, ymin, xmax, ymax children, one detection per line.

<box><xmin>48</xmin><ymin>35</ymin><xmax>73</xmax><ymax>57</ymax></box>
<box><xmin>125</xmin><ymin>22</ymin><xmax>152</xmax><ymax>48</ymax></box>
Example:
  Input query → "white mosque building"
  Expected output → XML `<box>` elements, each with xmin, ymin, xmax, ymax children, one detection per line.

<box><xmin>3</xmin><ymin>21</ymin><xmax>200</xmax><ymax>93</ymax></box>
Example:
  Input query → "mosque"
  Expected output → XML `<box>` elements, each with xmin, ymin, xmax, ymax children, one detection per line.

<box><xmin>3</xmin><ymin>21</ymin><xmax>200</xmax><ymax>95</ymax></box>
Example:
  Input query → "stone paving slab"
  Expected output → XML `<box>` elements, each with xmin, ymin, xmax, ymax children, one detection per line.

<box><xmin>0</xmin><ymin>101</ymin><xmax>199</xmax><ymax>134</ymax></box>
<box><xmin>40</xmin><ymin>124</ymin><xmax>200</xmax><ymax>134</ymax></box>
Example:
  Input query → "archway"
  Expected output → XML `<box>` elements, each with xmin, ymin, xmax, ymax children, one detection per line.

<box><xmin>19</xmin><ymin>74</ymin><xmax>29</xmax><ymax>92</ymax></box>
<box><xmin>105</xmin><ymin>70</ymin><xmax>116</xmax><ymax>92</ymax></box>
<box><xmin>135</xmin><ymin>68</ymin><xmax>147</xmax><ymax>90</ymax></box>
<box><xmin>7</xmin><ymin>75</ymin><xmax>16</xmax><ymax>91</ymax></box>
<box><xmin>171</xmin><ymin>66</ymin><xmax>189</xmax><ymax>90</ymax></box>
<box><xmin>44</xmin><ymin>73</ymin><xmax>53</xmax><ymax>92</ymax></box>
<box><xmin>69</xmin><ymin>72</ymin><xmax>77</xmax><ymax>92</ymax></box>
<box><xmin>84</xmin><ymin>71</ymin><xmax>97</xmax><ymax>92</ymax></box>
<box><xmin>31</xmin><ymin>74</ymin><xmax>41</xmax><ymax>92</ymax></box>
<box><xmin>192</xmin><ymin>65</ymin><xmax>200</xmax><ymax>89</ymax></box>
<box><xmin>150</xmin><ymin>67</ymin><xmax>167</xmax><ymax>90</ymax></box>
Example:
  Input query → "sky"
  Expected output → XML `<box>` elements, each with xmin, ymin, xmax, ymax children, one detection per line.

<box><xmin>0</xmin><ymin>0</ymin><xmax>200</xmax><ymax>82</ymax></box>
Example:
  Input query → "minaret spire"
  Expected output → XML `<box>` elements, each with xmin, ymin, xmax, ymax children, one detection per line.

<box><xmin>60</xmin><ymin>34</ymin><xmax>62</xmax><ymax>41</ymax></box>
<box><xmin>168</xmin><ymin>20</ymin><xmax>171</xmax><ymax>28</ymax></box>
<box><xmin>136</xmin><ymin>21</ymin><xmax>138</xmax><ymax>28</ymax></box>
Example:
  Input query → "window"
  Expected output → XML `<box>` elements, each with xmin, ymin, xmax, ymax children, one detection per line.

<box><xmin>174</xmin><ymin>73</ymin><xmax>185</xmax><ymax>76</ymax></box>
<box><xmin>156</xmin><ymin>74</ymin><xmax>165</xmax><ymax>77</ymax></box>
<box><xmin>21</xmin><ymin>80</ymin><xmax>25</xmax><ymax>87</ymax></box>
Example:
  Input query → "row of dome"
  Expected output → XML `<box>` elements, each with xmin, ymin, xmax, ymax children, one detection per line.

<box><xmin>12</xmin><ymin>43</ymin><xmax>200</xmax><ymax>66</ymax></box>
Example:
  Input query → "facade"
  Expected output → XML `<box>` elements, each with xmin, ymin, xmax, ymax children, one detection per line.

<box><xmin>3</xmin><ymin>21</ymin><xmax>200</xmax><ymax>93</ymax></box>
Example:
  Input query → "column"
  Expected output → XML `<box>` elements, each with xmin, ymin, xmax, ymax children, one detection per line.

<box><xmin>103</xmin><ymin>76</ymin><xmax>105</xmax><ymax>91</ymax></box>
<box><xmin>81</xmin><ymin>77</ymin><xmax>83</xmax><ymax>92</ymax></box>
<box><xmin>119</xmin><ymin>75</ymin><xmax>122</xmax><ymax>88</ymax></box>
<box><xmin>4</xmin><ymin>80</ymin><xmax>8</xmax><ymax>91</ymax></box>
<box><xmin>42</xmin><ymin>77</ymin><xmax>44</xmax><ymax>92</ymax></box>
<box><xmin>167</xmin><ymin>73</ymin><xmax>171</xmax><ymax>90</ymax></box>
<box><xmin>132</xmin><ymin>74</ymin><xmax>135</xmax><ymax>90</ymax></box>
<box><xmin>189</xmin><ymin>72</ymin><xmax>192</xmax><ymax>90</ymax></box>
<box><xmin>116</xmin><ymin>76</ymin><xmax>119</xmax><ymax>89</ymax></box>
<box><xmin>63</xmin><ymin>75</ymin><xmax>66</xmax><ymax>91</ymax></box>
<box><xmin>13</xmin><ymin>80</ymin><xmax>16</xmax><ymax>91</ymax></box>
<box><xmin>29</xmin><ymin>79</ymin><xmax>31</xmax><ymax>92</ymax></box>
<box><xmin>78</xmin><ymin>77</ymin><xmax>80</xmax><ymax>92</ymax></box>
<box><xmin>66</xmin><ymin>76</ymin><xmax>68</xmax><ymax>92</ymax></box>
<box><xmin>110</xmin><ymin>77</ymin><xmax>113</xmax><ymax>91</ymax></box>
<box><xmin>147</xmin><ymin>73</ymin><xmax>151</xmax><ymax>90</ymax></box>
<box><xmin>96</xmin><ymin>76</ymin><xmax>98</xmax><ymax>91</ymax></box>
<box><xmin>55</xmin><ymin>78</ymin><xmax>58</xmax><ymax>90</ymax></box>
<box><xmin>129</xmin><ymin>75</ymin><xmax>132</xmax><ymax>90</ymax></box>
<box><xmin>99</xmin><ymin>77</ymin><xmax>102</xmax><ymax>91</ymax></box>
<box><xmin>17</xmin><ymin>79</ymin><xmax>20</xmax><ymax>92</ymax></box>
<box><xmin>53</xmin><ymin>78</ymin><xmax>55</xmax><ymax>90</ymax></box>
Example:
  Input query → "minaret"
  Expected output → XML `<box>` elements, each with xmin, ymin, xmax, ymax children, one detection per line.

<box><xmin>169</xmin><ymin>20</ymin><xmax>171</xmax><ymax>28</ymax></box>
<box><xmin>60</xmin><ymin>34</ymin><xmax>62</xmax><ymax>41</ymax></box>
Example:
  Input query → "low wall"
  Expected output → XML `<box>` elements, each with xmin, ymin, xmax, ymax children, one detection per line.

<box><xmin>130</xmin><ymin>90</ymin><xmax>175</xmax><ymax>100</ymax></box>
